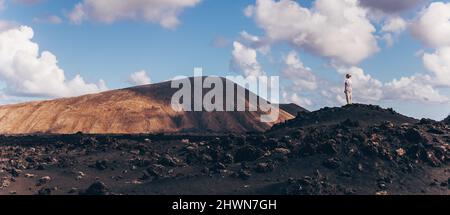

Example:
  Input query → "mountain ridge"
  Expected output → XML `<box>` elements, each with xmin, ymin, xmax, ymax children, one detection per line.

<box><xmin>0</xmin><ymin>77</ymin><xmax>294</xmax><ymax>134</ymax></box>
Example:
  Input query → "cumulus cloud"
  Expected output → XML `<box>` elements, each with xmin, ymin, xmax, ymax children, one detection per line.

<box><xmin>308</xmin><ymin>63</ymin><xmax>448</xmax><ymax>106</ymax></box>
<box><xmin>0</xmin><ymin>26</ymin><xmax>107</xmax><ymax>98</ymax></box>
<box><xmin>331</xmin><ymin>66</ymin><xmax>448</xmax><ymax>104</ymax></box>
<box><xmin>239</xmin><ymin>31</ymin><xmax>270</xmax><ymax>54</ymax></box>
<box><xmin>385</xmin><ymin>75</ymin><xmax>448</xmax><ymax>103</ymax></box>
<box><xmin>381</xmin><ymin>16</ymin><xmax>407</xmax><ymax>47</ymax></box>
<box><xmin>280</xmin><ymin>51</ymin><xmax>318</xmax><ymax>107</ymax></box>
<box><xmin>68</xmin><ymin>0</ymin><xmax>201</xmax><ymax>29</ymax></box>
<box><xmin>359</xmin><ymin>0</ymin><xmax>425</xmax><ymax>14</ymax></box>
<box><xmin>422</xmin><ymin>47</ymin><xmax>450</xmax><ymax>87</ymax></box>
<box><xmin>282</xmin><ymin>91</ymin><xmax>313</xmax><ymax>107</ymax></box>
<box><xmin>382</xmin><ymin>16</ymin><xmax>407</xmax><ymax>33</ymax></box>
<box><xmin>246</xmin><ymin>0</ymin><xmax>378</xmax><ymax>65</ymax></box>
<box><xmin>129</xmin><ymin>70</ymin><xmax>151</xmax><ymax>86</ymax></box>
<box><xmin>320</xmin><ymin>85</ymin><xmax>347</xmax><ymax>105</ymax></box>
<box><xmin>282</xmin><ymin>51</ymin><xmax>317</xmax><ymax>91</ymax></box>
<box><xmin>335</xmin><ymin>66</ymin><xmax>383</xmax><ymax>102</ymax></box>
<box><xmin>230</xmin><ymin>41</ymin><xmax>265</xmax><ymax>77</ymax></box>
<box><xmin>411</xmin><ymin>2</ymin><xmax>450</xmax><ymax>48</ymax></box>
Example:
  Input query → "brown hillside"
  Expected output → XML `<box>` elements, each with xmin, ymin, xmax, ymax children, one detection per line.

<box><xmin>0</xmin><ymin>77</ymin><xmax>294</xmax><ymax>134</ymax></box>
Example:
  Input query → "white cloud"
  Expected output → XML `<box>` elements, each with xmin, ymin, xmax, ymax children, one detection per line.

<box><xmin>239</xmin><ymin>31</ymin><xmax>270</xmax><ymax>55</ymax></box>
<box><xmin>129</xmin><ymin>70</ymin><xmax>151</xmax><ymax>86</ymax></box>
<box><xmin>244</xmin><ymin>5</ymin><xmax>254</xmax><ymax>17</ymax></box>
<box><xmin>331</xmin><ymin>66</ymin><xmax>449</xmax><ymax>104</ymax></box>
<box><xmin>282</xmin><ymin>91</ymin><xmax>312</xmax><ymax>107</ymax></box>
<box><xmin>335</xmin><ymin>66</ymin><xmax>384</xmax><ymax>102</ymax></box>
<box><xmin>282</xmin><ymin>51</ymin><xmax>317</xmax><ymax>91</ymax></box>
<box><xmin>230</xmin><ymin>41</ymin><xmax>265</xmax><ymax>77</ymax></box>
<box><xmin>382</xmin><ymin>16</ymin><xmax>407</xmax><ymax>33</ymax></box>
<box><xmin>411</xmin><ymin>2</ymin><xmax>450</xmax><ymax>48</ymax></box>
<box><xmin>422</xmin><ymin>47</ymin><xmax>450</xmax><ymax>87</ymax></box>
<box><xmin>0</xmin><ymin>26</ymin><xmax>107</xmax><ymax>98</ymax></box>
<box><xmin>246</xmin><ymin>0</ymin><xmax>378</xmax><ymax>65</ymax></box>
<box><xmin>321</xmin><ymin>85</ymin><xmax>347</xmax><ymax>105</ymax></box>
<box><xmin>381</xmin><ymin>16</ymin><xmax>407</xmax><ymax>47</ymax></box>
<box><xmin>68</xmin><ymin>0</ymin><xmax>201</xmax><ymax>29</ymax></box>
<box><xmin>384</xmin><ymin>74</ymin><xmax>448</xmax><ymax>103</ymax></box>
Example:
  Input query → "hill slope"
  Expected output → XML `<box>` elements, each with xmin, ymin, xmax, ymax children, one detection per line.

<box><xmin>0</xmin><ymin>77</ymin><xmax>294</xmax><ymax>134</ymax></box>
<box><xmin>271</xmin><ymin>104</ymin><xmax>417</xmax><ymax>132</ymax></box>
<box><xmin>278</xmin><ymin>103</ymin><xmax>309</xmax><ymax>116</ymax></box>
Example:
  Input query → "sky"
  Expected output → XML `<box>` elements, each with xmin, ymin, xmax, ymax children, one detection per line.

<box><xmin>0</xmin><ymin>0</ymin><xmax>449</xmax><ymax>120</ymax></box>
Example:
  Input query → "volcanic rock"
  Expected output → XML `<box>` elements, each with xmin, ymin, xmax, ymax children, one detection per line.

<box><xmin>38</xmin><ymin>176</ymin><xmax>52</xmax><ymax>185</ymax></box>
<box><xmin>159</xmin><ymin>154</ymin><xmax>179</xmax><ymax>167</ymax></box>
<box><xmin>82</xmin><ymin>181</ymin><xmax>109</xmax><ymax>195</ymax></box>
<box><xmin>323</xmin><ymin>158</ymin><xmax>341</xmax><ymax>169</ymax></box>
<box><xmin>442</xmin><ymin>115</ymin><xmax>450</xmax><ymax>125</ymax></box>
<box><xmin>255</xmin><ymin>162</ymin><xmax>273</xmax><ymax>173</ymax></box>
<box><xmin>234</xmin><ymin>145</ymin><xmax>265</xmax><ymax>162</ymax></box>
<box><xmin>146</xmin><ymin>164</ymin><xmax>165</xmax><ymax>178</ymax></box>
<box><xmin>37</xmin><ymin>187</ymin><xmax>53</xmax><ymax>195</ymax></box>
<box><xmin>238</xmin><ymin>169</ymin><xmax>252</xmax><ymax>180</ymax></box>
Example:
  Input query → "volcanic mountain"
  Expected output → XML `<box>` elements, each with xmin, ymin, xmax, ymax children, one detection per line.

<box><xmin>0</xmin><ymin>77</ymin><xmax>294</xmax><ymax>134</ymax></box>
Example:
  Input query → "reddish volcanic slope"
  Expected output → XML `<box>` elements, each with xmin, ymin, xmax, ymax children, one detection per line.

<box><xmin>0</xmin><ymin>77</ymin><xmax>294</xmax><ymax>134</ymax></box>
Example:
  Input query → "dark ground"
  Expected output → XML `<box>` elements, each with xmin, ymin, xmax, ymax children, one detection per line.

<box><xmin>0</xmin><ymin>104</ymin><xmax>449</xmax><ymax>195</ymax></box>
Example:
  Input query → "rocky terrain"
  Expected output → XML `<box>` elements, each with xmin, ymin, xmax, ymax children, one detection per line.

<box><xmin>0</xmin><ymin>104</ymin><xmax>448</xmax><ymax>195</ymax></box>
<box><xmin>444</xmin><ymin>116</ymin><xmax>450</xmax><ymax>125</ymax></box>
<box><xmin>0</xmin><ymin>77</ymin><xmax>293</xmax><ymax>134</ymax></box>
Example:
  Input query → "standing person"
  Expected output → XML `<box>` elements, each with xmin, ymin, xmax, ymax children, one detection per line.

<box><xmin>344</xmin><ymin>74</ymin><xmax>352</xmax><ymax>105</ymax></box>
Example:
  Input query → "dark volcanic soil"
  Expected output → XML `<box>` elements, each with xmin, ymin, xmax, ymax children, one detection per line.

<box><xmin>0</xmin><ymin>105</ymin><xmax>449</xmax><ymax>195</ymax></box>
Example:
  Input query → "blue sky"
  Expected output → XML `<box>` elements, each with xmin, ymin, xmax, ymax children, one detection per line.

<box><xmin>0</xmin><ymin>0</ymin><xmax>449</xmax><ymax>120</ymax></box>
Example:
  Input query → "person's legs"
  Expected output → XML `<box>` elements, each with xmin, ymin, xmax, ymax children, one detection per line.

<box><xmin>345</xmin><ymin>92</ymin><xmax>351</xmax><ymax>105</ymax></box>
<box><xmin>349</xmin><ymin>92</ymin><xmax>352</xmax><ymax>104</ymax></box>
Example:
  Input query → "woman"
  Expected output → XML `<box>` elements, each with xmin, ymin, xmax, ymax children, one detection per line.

<box><xmin>345</xmin><ymin>74</ymin><xmax>352</xmax><ymax>105</ymax></box>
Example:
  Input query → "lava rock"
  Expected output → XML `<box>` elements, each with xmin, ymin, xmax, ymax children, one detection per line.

<box><xmin>323</xmin><ymin>158</ymin><xmax>341</xmax><ymax>169</ymax></box>
<box><xmin>146</xmin><ymin>164</ymin><xmax>165</xmax><ymax>178</ymax></box>
<box><xmin>238</xmin><ymin>169</ymin><xmax>252</xmax><ymax>180</ymax></box>
<box><xmin>223</xmin><ymin>153</ymin><xmax>234</xmax><ymax>164</ymax></box>
<box><xmin>425</xmin><ymin>151</ymin><xmax>441</xmax><ymax>167</ymax></box>
<box><xmin>273</xmin><ymin>148</ymin><xmax>291</xmax><ymax>155</ymax></box>
<box><xmin>234</xmin><ymin>145</ymin><xmax>264</xmax><ymax>162</ymax></box>
<box><xmin>320</xmin><ymin>139</ymin><xmax>338</xmax><ymax>155</ymax></box>
<box><xmin>159</xmin><ymin>154</ymin><xmax>179</xmax><ymax>167</ymax></box>
<box><xmin>91</xmin><ymin>160</ymin><xmax>108</xmax><ymax>170</ymax></box>
<box><xmin>405</xmin><ymin>128</ymin><xmax>430</xmax><ymax>144</ymax></box>
<box><xmin>341</xmin><ymin>119</ymin><xmax>360</xmax><ymax>128</ymax></box>
<box><xmin>8</xmin><ymin>168</ymin><xmax>20</xmax><ymax>177</ymax></box>
<box><xmin>38</xmin><ymin>176</ymin><xmax>52</xmax><ymax>185</ymax></box>
<box><xmin>255</xmin><ymin>162</ymin><xmax>274</xmax><ymax>173</ymax></box>
<box><xmin>82</xmin><ymin>181</ymin><xmax>109</xmax><ymax>195</ymax></box>
<box><xmin>37</xmin><ymin>187</ymin><xmax>52</xmax><ymax>195</ymax></box>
